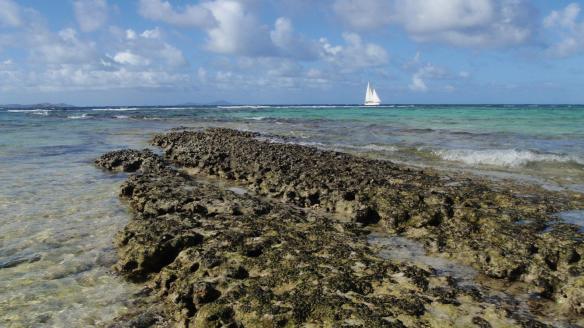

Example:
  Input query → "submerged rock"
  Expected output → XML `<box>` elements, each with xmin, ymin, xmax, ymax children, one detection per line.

<box><xmin>97</xmin><ymin>148</ymin><xmax>562</xmax><ymax>327</ymax></box>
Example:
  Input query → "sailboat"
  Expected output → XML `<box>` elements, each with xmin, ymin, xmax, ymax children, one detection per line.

<box><xmin>364</xmin><ymin>82</ymin><xmax>381</xmax><ymax>106</ymax></box>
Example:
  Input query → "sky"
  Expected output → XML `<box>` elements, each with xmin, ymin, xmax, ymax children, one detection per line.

<box><xmin>1</xmin><ymin>0</ymin><xmax>584</xmax><ymax>105</ymax></box>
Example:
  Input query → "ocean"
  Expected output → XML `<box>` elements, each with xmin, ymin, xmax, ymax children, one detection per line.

<box><xmin>1</xmin><ymin>104</ymin><xmax>583</xmax><ymax>326</ymax></box>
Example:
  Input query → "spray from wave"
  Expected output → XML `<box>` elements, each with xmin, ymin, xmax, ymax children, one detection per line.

<box><xmin>7</xmin><ymin>109</ymin><xmax>52</xmax><ymax>116</ymax></box>
<box><xmin>433</xmin><ymin>149</ymin><xmax>584</xmax><ymax>168</ymax></box>
<box><xmin>92</xmin><ymin>108</ymin><xmax>138</xmax><ymax>111</ymax></box>
<box><xmin>67</xmin><ymin>114</ymin><xmax>90</xmax><ymax>119</ymax></box>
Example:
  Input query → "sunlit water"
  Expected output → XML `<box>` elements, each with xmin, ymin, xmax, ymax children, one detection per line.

<box><xmin>1</xmin><ymin>104</ymin><xmax>583</xmax><ymax>326</ymax></box>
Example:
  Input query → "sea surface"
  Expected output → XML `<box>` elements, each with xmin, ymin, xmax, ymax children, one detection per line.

<box><xmin>1</xmin><ymin>104</ymin><xmax>584</xmax><ymax>326</ymax></box>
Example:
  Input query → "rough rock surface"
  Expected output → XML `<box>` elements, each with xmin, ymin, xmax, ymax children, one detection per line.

<box><xmin>95</xmin><ymin>148</ymin><xmax>568</xmax><ymax>327</ymax></box>
<box><xmin>151</xmin><ymin>128</ymin><xmax>584</xmax><ymax>315</ymax></box>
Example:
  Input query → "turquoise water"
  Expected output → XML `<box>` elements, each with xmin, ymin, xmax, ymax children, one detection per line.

<box><xmin>1</xmin><ymin>104</ymin><xmax>583</xmax><ymax>326</ymax></box>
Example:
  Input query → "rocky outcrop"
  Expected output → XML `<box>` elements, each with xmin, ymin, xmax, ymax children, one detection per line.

<box><xmin>151</xmin><ymin>128</ymin><xmax>584</xmax><ymax>315</ymax></box>
<box><xmin>95</xmin><ymin>149</ymin><xmax>564</xmax><ymax>327</ymax></box>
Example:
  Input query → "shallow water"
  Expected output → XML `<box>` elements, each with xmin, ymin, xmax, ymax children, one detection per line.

<box><xmin>367</xmin><ymin>232</ymin><xmax>477</xmax><ymax>284</ymax></box>
<box><xmin>1</xmin><ymin>104</ymin><xmax>583</xmax><ymax>326</ymax></box>
<box><xmin>0</xmin><ymin>114</ymin><xmax>174</xmax><ymax>327</ymax></box>
<box><xmin>557</xmin><ymin>210</ymin><xmax>584</xmax><ymax>232</ymax></box>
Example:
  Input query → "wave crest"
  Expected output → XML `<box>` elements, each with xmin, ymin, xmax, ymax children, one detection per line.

<box><xmin>434</xmin><ymin>149</ymin><xmax>583</xmax><ymax>167</ymax></box>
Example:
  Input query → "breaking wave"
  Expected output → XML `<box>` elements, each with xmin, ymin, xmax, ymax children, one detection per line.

<box><xmin>67</xmin><ymin>114</ymin><xmax>90</xmax><ymax>119</ymax></box>
<box><xmin>92</xmin><ymin>108</ymin><xmax>138</xmax><ymax>111</ymax></box>
<box><xmin>7</xmin><ymin>109</ymin><xmax>52</xmax><ymax>116</ymax></box>
<box><xmin>434</xmin><ymin>149</ymin><xmax>584</xmax><ymax>168</ymax></box>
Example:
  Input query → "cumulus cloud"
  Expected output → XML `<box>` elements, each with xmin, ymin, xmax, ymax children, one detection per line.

<box><xmin>0</xmin><ymin>1</ymin><xmax>191</xmax><ymax>93</ymax></box>
<box><xmin>138</xmin><ymin>0</ymin><xmax>322</xmax><ymax>60</ymax></box>
<box><xmin>320</xmin><ymin>33</ymin><xmax>389</xmax><ymax>71</ymax></box>
<box><xmin>73</xmin><ymin>0</ymin><xmax>109</xmax><ymax>32</ymax></box>
<box><xmin>112</xmin><ymin>51</ymin><xmax>150</xmax><ymax>66</ymax></box>
<box><xmin>544</xmin><ymin>3</ymin><xmax>584</xmax><ymax>57</ymax></box>
<box><xmin>405</xmin><ymin>53</ymin><xmax>462</xmax><ymax>92</ymax></box>
<box><xmin>113</xmin><ymin>27</ymin><xmax>187</xmax><ymax>68</ymax></box>
<box><xmin>333</xmin><ymin>0</ymin><xmax>392</xmax><ymax>30</ymax></box>
<box><xmin>201</xmin><ymin>0</ymin><xmax>275</xmax><ymax>56</ymax></box>
<box><xmin>29</xmin><ymin>27</ymin><xmax>98</xmax><ymax>64</ymax></box>
<box><xmin>409</xmin><ymin>64</ymin><xmax>448</xmax><ymax>92</ymax></box>
<box><xmin>544</xmin><ymin>3</ymin><xmax>580</xmax><ymax>29</ymax></box>
<box><xmin>270</xmin><ymin>17</ymin><xmax>319</xmax><ymax>60</ymax></box>
<box><xmin>333</xmin><ymin>0</ymin><xmax>534</xmax><ymax>47</ymax></box>
<box><xmin>0</xmin><ymin>0</ymin><xmax>21</xmax><ymax>27</ymax></box>
<box><xmin>197</xmin><ymin>57</ymin><xmax>342</xmax><ymax>92</ymax></box>
<box><xmin>138</xmin><ymin>0</ymin><xmax>217</xmax><ymax>28</ymax></box>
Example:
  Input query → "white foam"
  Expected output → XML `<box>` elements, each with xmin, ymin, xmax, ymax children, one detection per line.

<box><xmin>361</xmin><ymin>144</ymin><xmax>398</xmax><ymax>152</ymax></box>
<box><xmin>218</xmin><ymin>105</ymin><xmax>272</xmax><ymax>109</ymax></box>
<box><xmin>8</xmin><ymin>109</ymin><xmax>52</xmax><ymax>115</ymax></box>
<box><xmin>332</xmin><ymin>143</ymin><xmax>397</xmax><ymax>152</ymax></box>
<box><xmin>247</xmin><ymin>116</ymin><xmax>266</xmax><ymax>120</ymax></box>
<box><xmin>67</xmin><ymin>114</ymin><xmax>90</xmax><ymax>119</ymax></box>
<box><xmin>113</xmin><ymin>115</ymin><xmax>129</xmax><ymax>119</ymax></box>
<box><xmin>434</xmin><ymin>148</ymin><xmax>583</xmax><ymax>168</ymax></box>
<box><xmin>92</xmin><ymin>108</ymin><xmax>138</xmax><ymax>111</ymax></box>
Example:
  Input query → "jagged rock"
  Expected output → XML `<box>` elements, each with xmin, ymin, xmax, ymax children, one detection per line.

<box><xmin>96</xmin><ymin>131</ymin><xmax>584</xmax><ymax>326</ymax></box>
<box><xmin>151</xmin><ymin>128</ymin><xmax>584</xmax><ymax>310</ymax></box>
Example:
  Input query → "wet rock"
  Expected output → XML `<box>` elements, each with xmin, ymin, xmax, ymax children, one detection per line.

<box><xmin>95</xmin><ymin>149</ymin><xmax>164</xmax><ymax>173</ymax></box>
<box><xmin>472</xmin><ymin>316</ymin><xmax>492</xmax><ymax>328</ymax></box>
<box><xmin>97</xmin><ymin>138</ymin><xmax>584</xmax><ymax>326</ymax></box>
<box><xmin>560</xmin><ymin>277</ymin><xmax>584</xmax><ymax>314</ymax></box>
<box><xmin>150</xmin><ymin>128</ymin><xmax>584</xmax><ymax>311</ymax></box>
<box><xmin>0</xmin><ymin>254</ymin><xmax>42</xmax><ymax>269</ymax></box>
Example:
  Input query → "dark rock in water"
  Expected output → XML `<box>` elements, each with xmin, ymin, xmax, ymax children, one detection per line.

<box><xmin>95</xmin><ymin>149</ymin><xmax>164</xmax><ymax>173</ymax></box>
<box><xmin>149</xmin><ymin>128</ymin><xmax>584</xmax><ymax>316</ymax></box>
<box><xmin>97</xmin><ymin>147</ymin><xmax>575</xmax><ymax>327</ymax></box>
<box><xmin>355</xmin><ymin>207</ymin><xmax>381</xmax><ymax>225</ymax></box>
<box><xmin>0</xmin><ymin>254</ymin><xmax>42</xmax><ymax>269</ymax></box>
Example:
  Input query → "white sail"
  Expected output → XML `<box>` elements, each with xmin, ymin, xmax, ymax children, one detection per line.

<box><xmin>371</xmin><ymin>89</ymin><xmax>381</xmax><ymax>103</ymax></box>
<box><xmin>364</xmin><ymin>82</ymin><xmax>381</xmax><ymax>106</ymax></box>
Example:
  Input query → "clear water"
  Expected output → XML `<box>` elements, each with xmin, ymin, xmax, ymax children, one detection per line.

<box><xmin>1</xmin><ymin>104</ymin><xmax>583</xmax><ymax>326</ymax></box>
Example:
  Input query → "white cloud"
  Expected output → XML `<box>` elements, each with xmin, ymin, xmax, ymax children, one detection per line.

<box><xmin>0</xmin><ymin>0</ymin><xmax>21</xmax><ymax>27</ymax></box>
<box><xmin>333</xmin><ymin>0</ymin><xmax>534</xmax><ymax>47</ymax></box>
<box><xmin>544</xmin><ymin>3</ymin><xmax>580</xmax><ymax>29</ymax></box>
<box><xmin>410</xmin><ymin>74</ymin><xmax>427</xmax><ymax>91</ymax></box>
<box><xmin>138</xmin><ymin>0</ymin><xmax>216</xmax><ymax>28</ymax></box>
<box><xmin>126</xmin><ymin>29</ymin><xmax>137</xmax><ymax>40</ymax></box>
<box><xmin>270</xmin><ymin>17</ymin><xmax>319</xmax><ymax>60</ymax></box>
<box><xmin>202</xmin><ymin>0</ymin><xmax>274</xmax><ymax>56</ymax></box>
<box><xmin>111</xmin><ymin>27</ymin><xmax>187</xmax><ymax>68</ymax></box>
<box><xmin>409</xmin><ymin>64</ymin><xmax>448</xmax><ymax>92</ymax></box>
<box><xmin>73</xmin><ymin>0</ymin><xmax>108</xmax><ymax>32</ymax></box>
<box><xmin>29</xmin><ymin>27</ymin><xmax>98</xmax><ymax>64</ymax></box>
<box><xmin>141</xmin><ymin>27</ymin><xmax>161</xmax><ymax>39</ymax></box>
<box><xmin>544</xmin><ymin>3</ymin><xmax>584</xmax><ymax>57</ymax></box>
<box><xmin>137</xmin><ymin>0</ymin><xmax>321</xmax><ymax>60</ymax></box>
<box><xmin>320</xmin><ymin>33</ymin><xmax>389</xmax><ymax>71</ymax></box>
<box><xmin>0</xmin><ymin>4</ymin><xmax>191</xmax><ymax>93</ymax></box>
<box><xmin>6</xmin><ymin>66</ymin><xmax>192</xmax><ymax>92</ymax></box>
<box><xmin>333</xmin><ymin>0</ymin><xmax>392</xmax><ymax>30</ymax></box>
<box><xmin>406</xmin><ymin>53</ymin><xmax>460</xmax><ymax>92</ymax></box>
<box><xmin>195</xmin><ymin>56</ymin><xmax>351</xmax><ymax>94</ymax></box>
<box><xmin>112</xmin><ymin>51</ymin><xmax>150</xmax><ymax>66</ymax></box>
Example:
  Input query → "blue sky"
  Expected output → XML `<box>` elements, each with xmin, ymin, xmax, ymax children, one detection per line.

<box><xmin>1</xmin><ymin>0</ymin><xmax>584</xmax><ymax>105</ymax></box>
